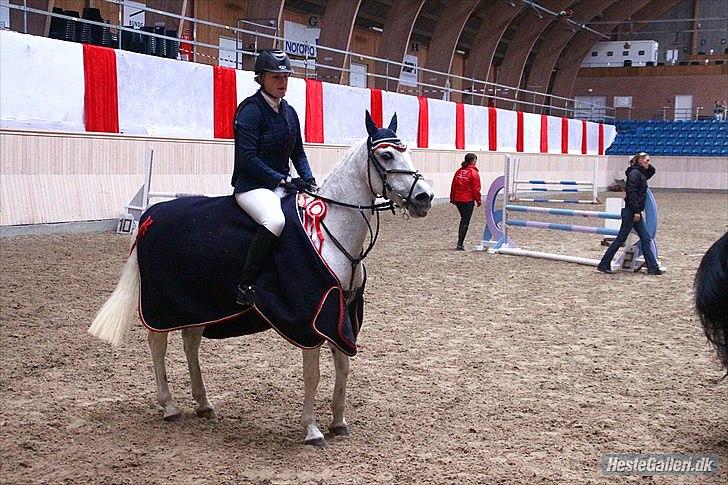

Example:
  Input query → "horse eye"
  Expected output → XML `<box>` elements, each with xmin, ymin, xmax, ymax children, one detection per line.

<box><xmin>380</xmin><ymin>152</ymin><xmax>393</xmax><ymax>161</ymax></box>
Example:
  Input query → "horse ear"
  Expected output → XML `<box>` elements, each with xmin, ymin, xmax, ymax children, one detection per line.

<box><xmin>387</xmin><ymin>113</ymin><xmax>398</xmax><ymax>133</ymax></box>
<box><xmin>365</xmin><ymin>110</ymin><xmax>378</xmax><ymax>137</ymax></box>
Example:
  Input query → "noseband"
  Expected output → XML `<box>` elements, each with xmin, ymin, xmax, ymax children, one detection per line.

<box><xmin>366</xmin><ymin>142</ymin><xmax>425</xmax><ymax>212</ymax></box>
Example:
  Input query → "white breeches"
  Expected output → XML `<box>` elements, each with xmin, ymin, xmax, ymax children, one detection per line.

<box><xmin>235</xmin><ymin>187</ymin><xmax>286</xmax><ymax>237</ymax></box>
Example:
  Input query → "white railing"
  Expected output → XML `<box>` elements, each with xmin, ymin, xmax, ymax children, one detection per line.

<box><xmin>6</xmin><ymin>0</ymin><xmax>616</xmax><ymax>121</ymax></box>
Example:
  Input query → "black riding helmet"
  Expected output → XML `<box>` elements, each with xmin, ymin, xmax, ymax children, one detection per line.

<box><xmin>254</xmin><ymin>49</ymin><xmax>293</xmax><ymax>84</ymax></box>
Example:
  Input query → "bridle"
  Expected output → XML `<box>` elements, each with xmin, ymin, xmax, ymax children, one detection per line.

<box><xmin>298</xmin><ymin>139</ymin><xmax>425</xmax><ymax>298</ymax></box>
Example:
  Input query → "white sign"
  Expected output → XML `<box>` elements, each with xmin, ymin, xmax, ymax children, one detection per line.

<box><xmin>349</xmin><ymin>62</ymin><xmax>367</xmax><ymax>88</ymax></box>
<box><xmin>219</xmin><ymin>36</ymin><xmax>239</xmax><ymax>68</ymax></box>
<box><xmin>123</xmin><ymin>1</ymin><xmax>146</xmax><ymax>29</ymax></box>
<box><xmin>614</xmin><ymin>96</ymin><xmax>633</xmax><ymax>108</ymax></box>
<box><xmin>400</xmin><ymin>54</ymin><xmax>418</xmax><ymax>87</ymax></box>
<box><xmin>283</xmin><ymin>20</ymin><xmax>319</xmax><ymax>58</ymax></box>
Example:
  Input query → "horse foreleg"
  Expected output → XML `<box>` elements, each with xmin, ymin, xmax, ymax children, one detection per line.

<box><xmin>328</xmin><ymin>344</ymin><xmax>351</xmax><ymax>438</ymax></box>
<box><xmin>181</xmin><ymin>327</ymin><xmax>216</xmax><ymax>420</ymax></box>
<box><xmin>302</xmin><ymin>347</ymin><xmax>327</xmax><ymax>447</ymax></box>
<box><xmin>148</xmin><ymin>330</ymin><xmax>183</xmax><ymax>422</ymax></box>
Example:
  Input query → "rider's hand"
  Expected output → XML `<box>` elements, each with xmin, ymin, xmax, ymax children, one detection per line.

<box><xmin>304</xmin><ymin>178</ymin><xmax>318</xmax><ymax>193</ymax></box>
<box><xmin>633</xmin><ymin>213</ymin><xmax>641</xmax><ymax>222</ymax></box>
<box><xmin>281</xmin><ymin>178</ymin><xmax>311</xmax><ymax>192</ymax></box>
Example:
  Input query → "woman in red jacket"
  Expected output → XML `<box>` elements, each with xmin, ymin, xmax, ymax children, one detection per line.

<box><xmin>450</xmin><ymin>153</ymin><xmax>482</xmax><ymax>250</ymax></box>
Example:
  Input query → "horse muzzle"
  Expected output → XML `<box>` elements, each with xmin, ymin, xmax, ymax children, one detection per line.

<box><xmin>406</xmin><ymin>188</ymin><xmax>434</xmax><ymax>218</ymax></box>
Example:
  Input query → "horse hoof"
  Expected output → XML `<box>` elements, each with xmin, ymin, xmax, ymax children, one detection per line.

<box><xmin>163</xmin><ymin>412</ymin><xmax>184</xmax><ymax>423</ymax></box>
<box><xmin>196</xmin><ymin>408</ymin><xmax>217</xmax><ymax>420</ymax></box>
<box><xmin>304</xmin><ymin>437</ymin><xmax>329</xmax><ymax>448</ymax></box>
<box><xmin>328</xmin><ymin>425</ymin><xmax>350</xmax><ymax>437</ymax></box>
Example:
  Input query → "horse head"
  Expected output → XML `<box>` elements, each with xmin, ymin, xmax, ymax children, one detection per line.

<box><xmin>364</xmin><ymin>111</ymin><xmax>434</xmax><ymax>217</ymax></box>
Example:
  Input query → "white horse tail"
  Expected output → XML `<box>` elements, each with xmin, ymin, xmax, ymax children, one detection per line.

<box><xmin>88</xmin><ymin>245</ymin><xmax>140</xmax><ymax>348</ymax></box>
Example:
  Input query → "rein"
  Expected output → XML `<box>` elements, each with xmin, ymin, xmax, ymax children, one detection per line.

<box><xmin>298</xmin><ymin>143</ymin><xmax>424</xmax><ymax>298</ymax></box>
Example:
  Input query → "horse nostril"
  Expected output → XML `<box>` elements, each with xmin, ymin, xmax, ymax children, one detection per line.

<box><xmin>414</xmin><ymin>192</ymin><xmax>433</xmax><ymax>203</ymax></box>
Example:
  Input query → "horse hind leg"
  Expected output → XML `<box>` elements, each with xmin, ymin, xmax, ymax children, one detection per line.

<box><xmin>148</xmin><ymin>330</ymin><xmax>183</xmax><ymax>422</ymax></box>
<box><xmin>181</xmin><ymin>327</ymin><xmax>216</xmax><ymax>420</ymax></box>
<box><xmin>328</xmin><ymin>344</ymin><xmax>350</xmax><ymax>438</ymax></box>
<box><xmin>302</xmin><ymin>347</ymin><xmax>327</xmax><ymax>447</ymax></box>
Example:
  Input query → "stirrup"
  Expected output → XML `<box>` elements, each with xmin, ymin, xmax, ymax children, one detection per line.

<box><xmin>236</xmin><ymin>284</ymin><xmax>256</xmax><ymax>307</ymax></box>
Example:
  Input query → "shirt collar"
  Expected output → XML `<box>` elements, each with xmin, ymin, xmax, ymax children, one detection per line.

<box><xmin>260</xmin><ymin>90</ymin><xmax>281</xmax><ymax>113</ymax></box>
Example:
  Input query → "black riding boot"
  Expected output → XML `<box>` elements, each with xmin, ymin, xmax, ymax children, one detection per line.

<box><xmin>237</xmin><ymin>226</ymin><xmax>279</xmax><ymax>306</ymax></box>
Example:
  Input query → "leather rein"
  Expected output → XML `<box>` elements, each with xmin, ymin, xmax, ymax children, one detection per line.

<box><xmin>299</xmin><ymin>143</ymin><xmax>423</xmax><ymax>298</ymax></box>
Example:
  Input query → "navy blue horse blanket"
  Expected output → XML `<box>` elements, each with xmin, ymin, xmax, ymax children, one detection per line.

<box><xmin>134</xmin><ymin>194</ymin><xmax>363</xmax><ymax>356</ymax></box>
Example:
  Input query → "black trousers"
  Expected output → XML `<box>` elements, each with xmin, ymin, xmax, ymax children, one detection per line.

<box><xmin>455</xmin><ymin>201</ymin><xmax>475</xmax><ymax>247</ymax></box>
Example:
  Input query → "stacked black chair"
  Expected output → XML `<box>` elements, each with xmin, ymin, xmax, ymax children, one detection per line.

<box><xmin>48</xmin><ymin>7</ymin><xmax>65</xmax><ymax>40</ymax></box>
<box><xmin>154</xmin><ymin>23</ymin><xmax>167</xmax><ymax>57</ymax></box>
<box><xmin>165</xmin><ymin>30</ymin><xmax>179</xmax><ymax>59</ymax></box>
<box><xmin>62</xmin><ymin>10</ymin><xmax>79</xmax><ymax>42</ymax></box>
<box><xmin>80</xmin><ymin>7</ymin><xmax>104</xmax><ymax>45</ymax></box>
<box><xmin>100</xmin><ymin>21</ymin><xmax>114</xmax><ymax>47</ymax></box>
<box><xmin>141</xmin><ymin>26</ymin><xmax>156</xmax><ymax>56</ymax></box>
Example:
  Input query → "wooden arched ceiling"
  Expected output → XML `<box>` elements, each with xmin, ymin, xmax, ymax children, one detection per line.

<box><xmin>373</xmin><ymin>0</ymin><xmax>427</xmax><ymax>91</ymax></box>
<box><xmin>496</xmin><ymin>0</ymin><xmax>574</xmax><ymax>107</ymax></box>
<box><xmin>550</xmin><ymin>0</ymin><xmax>683</xmax><ymax>100</ymax></box>
<box><xmin>316</xmin><ymin>0</ymin><xmax>363</xmax><ymax>84</ymax></box>
<box><xmin>522</xmin><ymin>0</ymin><xmax>616</xmax><ymax>109</ymax></box>
<box><xmin>283</xmin><ymin>0</ymin><xmax>690</xmax><ymax>108</ymax></box>
<box><xmin>463</xmin><ymin>0</ymin><xmax>525</xmax><ymax>105</ymax></box>
<box><xmin>421</xmin><ymin>0</ymin><xmax>481</xmax><ymax>97</ymax></box>
<box><xmin>241</xmin><ymin>0</ymin><xmax>286</xmax><ymax>70</ymax></box>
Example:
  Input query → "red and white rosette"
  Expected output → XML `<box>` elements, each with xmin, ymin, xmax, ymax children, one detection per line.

<box><xmin>303</xmin><ymin>198</ymin><xmax>328</xmax><ymax>254</ymax></box>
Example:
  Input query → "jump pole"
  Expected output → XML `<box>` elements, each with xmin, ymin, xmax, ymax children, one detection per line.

<box><xmin>510</xmin><ymin>157</ymin><xmax>600</xmax><ymax>204</ymax></box>
<box><xmin>481</xmin><ymin>155</ymin><xmax>661</xmax><ymax>271</ymax></box>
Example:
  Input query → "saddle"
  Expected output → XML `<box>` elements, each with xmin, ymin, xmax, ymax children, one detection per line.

<box><xmin>134</xmin><ymin>194</ymin><xmax>363</xmax><ymax>356</ymax></box>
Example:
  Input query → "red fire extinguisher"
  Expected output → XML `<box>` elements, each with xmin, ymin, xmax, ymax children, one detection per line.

<box><xmin>179</xmin><ymin>28</ymin><xmax>193</xmax><ymax>61</ymax></box>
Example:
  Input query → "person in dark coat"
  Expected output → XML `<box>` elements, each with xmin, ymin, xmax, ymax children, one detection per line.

<box><xmin>232</xmin><ymin>49</ymin><xmax>317</xmax><ymax>306</ymax></box>
<box><xmin>450</xmin><ymin>153</ymin><xmax>481</xmax><ymax>250</ymax></box>
<box><xmin>597</xmin><ymin>152</ymin><xmax>663</xmax><ymax>275</ymax></box>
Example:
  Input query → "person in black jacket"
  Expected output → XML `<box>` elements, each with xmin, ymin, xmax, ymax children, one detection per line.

<box><xmin>232</xmin><ymin>49</ymin><xmax>317</xmax><ymax>306</ymax></box>
<box><xmin>597</xmin><ymin>152</ymin><xmax>663</xmax><ymax>275</ymax></box>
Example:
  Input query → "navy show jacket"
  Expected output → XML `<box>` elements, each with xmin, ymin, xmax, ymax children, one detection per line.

<box><xmin>232</xmin><ymin>90</ymin><xmax>313</xmax><ymax>193</ymax></box>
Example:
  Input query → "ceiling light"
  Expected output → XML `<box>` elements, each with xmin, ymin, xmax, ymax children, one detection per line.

<box><xmin>455</xmin><ymin>49</ymin><xmax>466</xmax><ymax>55</ymax></box>
<box><xmin>371</xmin><ymin>26</ymin><xmax>383</xmax><ymax>32</ymax></box>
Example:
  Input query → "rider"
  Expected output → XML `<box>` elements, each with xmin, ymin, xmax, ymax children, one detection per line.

<box><xmin>232</xmin><ymin>49</ymin><xmax>317</xmax><ymax>307</ymax></box>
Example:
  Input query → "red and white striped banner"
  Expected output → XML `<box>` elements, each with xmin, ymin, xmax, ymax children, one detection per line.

<box><xmin>0</xmin><ymin>30</ymin><xmax>617</xmax><ymax>154</ymax></box>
